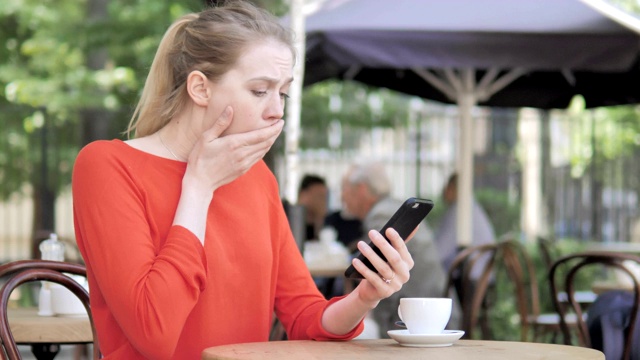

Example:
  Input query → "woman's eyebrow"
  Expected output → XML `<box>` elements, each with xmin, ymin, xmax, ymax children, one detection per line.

<box><xmin>248</xmin><ymin>76</ymin><xmax>294</xmax><ymax>85</ymax></box>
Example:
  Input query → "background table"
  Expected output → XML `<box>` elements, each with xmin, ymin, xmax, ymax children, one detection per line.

<box><xmin>306</xmin><ymin>262</ymin><xmax>348</xmax><ymax>278</ymax></box>
<box><xmin>585</xmin><ymin>242</ymin><xmax>640</xmax><ymax>254</ymax></box>
<box><xmin>8</xmin><ymin>307</ymin><xmax>93</xmax><ymax>360</ymax></box>
<box><xmin>591</xmin><ymin>280</ymin><xmax>634</xmax><ymax>295</ymax></box>
<box><xmin>306</xmin><ymin>261</ymin><xmax>355</xmax><ymax>296</ymax></box>
<box><xmin>9</xmin><ymin>307</ymin><xmax>92</xmax><ymax>343</ymax></box>
<box><xmin>202</xmin><ymin>339</ymin><xmax>604</xmax><ymax>360</ymax></box>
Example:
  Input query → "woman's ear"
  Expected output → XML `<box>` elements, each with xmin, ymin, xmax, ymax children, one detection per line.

<box><xmin>186</xmin><ymin>70</ymin><xmax>211</xmax><ymax>106</ymax></box>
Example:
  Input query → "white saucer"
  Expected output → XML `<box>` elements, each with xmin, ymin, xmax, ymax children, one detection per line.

<box><xmin>387</xmin><ymin>329</ymin><xmax>465</xmax><ymax>347</ymax></box>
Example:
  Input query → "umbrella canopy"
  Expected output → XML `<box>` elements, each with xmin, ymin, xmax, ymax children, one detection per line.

<box><xmin>295</xmin><ymin>0</ymin><xmax>640</xmax><ymax>246</ymax></box>
<box><xmin>303</xmin><ymin>0</ymin><xmax>640</xmax><ymax>109</ymax></box>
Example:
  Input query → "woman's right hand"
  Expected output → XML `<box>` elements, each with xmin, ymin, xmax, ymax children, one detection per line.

<box><xmin>183</xmin><ymin>106</ymin><xmax>284</xmax><ymax>194</ymax></box>
<box><xmin>173</xmin><ymin>105</ymin><xmax>283</xmax><ymax>243</ymax></box>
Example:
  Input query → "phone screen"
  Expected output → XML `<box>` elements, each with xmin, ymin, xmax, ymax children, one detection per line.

<box><xmin>344</xmin><ymin>197</ymin><xmax>434</xmax><ymax>279</ymax></box>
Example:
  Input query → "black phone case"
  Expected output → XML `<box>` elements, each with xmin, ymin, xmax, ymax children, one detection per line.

<box><xmin>344</xmin><ymin>197</ymin><xmax>434</xmax><ymax>279</ymax></box>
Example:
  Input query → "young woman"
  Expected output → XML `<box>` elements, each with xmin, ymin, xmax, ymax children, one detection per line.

<box><xmin>72</xmin><ymin>1</ymin><xmax>415</xmax><ymax>358</ymax></box>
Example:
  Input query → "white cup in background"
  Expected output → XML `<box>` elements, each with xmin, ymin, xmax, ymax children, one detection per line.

<box><xmin>50</xmin><ymin>275</ymin><xmax>89</xmax><ymax>317</ymax></box>
<box><xmin>398</xmin><ymin>297</ymin><xmax>452</xmax><ymax>334</ymax></box>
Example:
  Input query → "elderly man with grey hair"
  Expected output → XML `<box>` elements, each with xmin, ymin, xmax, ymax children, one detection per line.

<box><xmin>341</xmin><ymin>161</ymin><xmax>461</xmax><ymax>338</ymax></box>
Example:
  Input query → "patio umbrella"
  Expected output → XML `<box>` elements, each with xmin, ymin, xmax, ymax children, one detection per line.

<box><xmin>291</xmin><ymin>0</ymin><xmax>640</xmax><ymax>246</ymax></box>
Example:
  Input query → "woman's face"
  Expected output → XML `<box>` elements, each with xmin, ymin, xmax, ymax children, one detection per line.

<box><xmin>205</xmin><ymin>39</ymin><xmax>294</xmax><ymax>135</ymax></box>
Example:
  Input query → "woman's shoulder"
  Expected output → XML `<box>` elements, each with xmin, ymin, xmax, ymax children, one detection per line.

<box><xmin>77</xmin><ymin>139</ymin><xmax>127</xmax><ymax>160</ymax></box>
<box><xmin>74</xmin><ymin>139</ymin><xmax>148</xmax><ymax>177</ymax></box>
<box><xmin>76</xmin><ymin>139</ymin><xmax>161</xmax><ymax>166</ymax></box>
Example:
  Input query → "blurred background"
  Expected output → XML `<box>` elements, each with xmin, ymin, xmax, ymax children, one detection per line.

<box><xmin>1</xmin><ymin>0</ymin><xmax>640</xmax><ymax>263</ymax></box>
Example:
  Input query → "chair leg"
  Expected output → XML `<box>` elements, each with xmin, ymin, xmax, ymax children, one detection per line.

<box><xmin>269</xmin><ymin>318</ymin><xmax>287</xmax><ymax>341</ymax></box>
<box><xmin>74</xmin><ymin>344</ymin><xmax>89</xmax><ymax>360</ymax></box>
<box><xmin>479</xmin><ymin>298</ymin><xmax>492</xmax><ymax>340</ymax></box>
<box><xmin>31</xmin><ymin>343</ymin><xmax>60</xmax><ymax>360</ymax></box>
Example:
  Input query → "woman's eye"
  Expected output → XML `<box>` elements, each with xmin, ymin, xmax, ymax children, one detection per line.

<box><xmin>280</xmin><ymin>93</ymin><xmax>290</xmax><ymax>100</ymax></box>
<box><xmin>252</xmin><ymin>90</ymin><xmax>267</xmax><ymax>97</ymax></box>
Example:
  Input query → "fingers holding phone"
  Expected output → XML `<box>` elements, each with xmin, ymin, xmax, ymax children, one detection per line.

<box><xmin>358</xmin><ymin>228</ymin><xmax>412</xmax><ymax>282</ymax></box>
<box><xmin>382</xmin><ymin>227</ymin><xmax>415</xmax><ymax>272</ymax></box>
<box><xmin>392</xmin><ymin>225</ymin><xmax>420</xmax><ymax>269</ymax></box>
<box><xmin>349</xmin><ymin>229</ymin><xmax>411</xmax><ymax>300</ymax></box>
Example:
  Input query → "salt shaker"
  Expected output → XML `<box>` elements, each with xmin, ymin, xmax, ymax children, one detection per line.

<box><xmin>39</xmin><ymin>233</ymin><xmax>65</xmax><ymax>261</ymax></box>
<box><xmin>38</xmin><ymin>233</ymin><xmax>65</xmax><ymax>316</ymax></box>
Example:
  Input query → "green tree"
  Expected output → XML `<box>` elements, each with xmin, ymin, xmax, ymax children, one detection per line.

<box><xmin>300</xmin><ymin>80</ymin><xmax>415</xmax><ymax>149</ymax></box>
<box><xmin>563</xmin><ymin>97</ymin><xmax>640</xmax><ymax>189</ymax></box>
<box><xmin>0</xmin><ymin>0</ymin><xmax>203</xmax><ymax>251</ymax></box>
<box><xmin>606</xmin><ymin>0</ymin><xmax>640</xmax><ymax>14</ymax></box>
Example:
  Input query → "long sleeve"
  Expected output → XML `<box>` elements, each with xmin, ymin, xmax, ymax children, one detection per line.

<box><xmin>271</xmin><ymin>202</ymin><xmax>364</xmax><ymax>340</ymax></box>
<box><xmin>73</xmin><ymin>141</ymin><xmax>207</xmax><ymax>359</ymax></box>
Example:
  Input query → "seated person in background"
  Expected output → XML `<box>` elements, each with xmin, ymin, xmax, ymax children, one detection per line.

<box><xmin>434</xmin><ymin>173</ymin><xmax>497</xmax><ymax>295</ymax></box>
<box><xmin>324</xmin><ymin>207</ymin><xmax>363</xmax><ymax>253</ymax></box>
<box><xmin>341</xmin><ymin>161</ymin><xmax>461</xmax><ymax>337</ymax></box>
<box><xmin>297</xmin><ymin>174</ymin><xmax>329</xmax><ymax>240</ymax></box>
<box><xmin>321</xmin><ymin>206</ymin><xmax>364</xmax><ymax>298</ymax></box>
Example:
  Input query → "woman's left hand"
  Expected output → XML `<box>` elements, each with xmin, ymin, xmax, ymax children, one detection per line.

<box><xmin>351</xmin><ymin>228</ymin><xmax>415</xmax><ymax>304</ymax></box>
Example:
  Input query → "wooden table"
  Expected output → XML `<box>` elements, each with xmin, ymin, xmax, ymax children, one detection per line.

<box><xmin>591</xmin><ymin>280</ymin><xmax>634</xmax><ymax>295</ymax></box>
<box><xmin>585</xmin><ymin>242</ymin><xmax>640</xmax><ymax>254</ymax></box>
<box><xmin>306</xmin><ymin>260</ymin><xmax>356</xmax><ymax>296</ymax></box>
<box><xmin>306</xmin><ymin>262</ymin><xmax>349</xmax><ymax>278</ymax></box>
<box><xmin>8</xmin><ymin>307</ymin><xmax>93</xmax><ymax>359</ymax></box>
<box><xmin>202</xmin><ymin>339</ymin><xmax>604</xmax><ymax>360</ymax></box>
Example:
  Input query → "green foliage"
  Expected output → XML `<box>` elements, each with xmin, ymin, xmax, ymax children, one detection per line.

<box><xmin>300</xmin><ymin>80</ymin><xmax>415</xmax><ymax>149</ymax></box>
<box><xmin>0</xmin><ymin>0</ymin><xmax>203</xmax><ymax>199</ymax></box>
<box><xmin>606</xmin><ymin>0</ymin><xmax>640</xmax><ymax>15</ymax></box>
<box><xmin>559</xmin><ymin>96</ymin><xmax>640</xmax><ymax>187</ymax></box>
<box><xmin>475</xmin><ymin>188</ymin><xmax>521</xmax><ymax>237</ymax></box>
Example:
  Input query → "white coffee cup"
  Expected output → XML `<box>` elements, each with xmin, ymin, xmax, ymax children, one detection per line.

<box><xmin>398</xmin><ymin>297</ymin><xmax>452</xmax><ymax>334</ymax></box>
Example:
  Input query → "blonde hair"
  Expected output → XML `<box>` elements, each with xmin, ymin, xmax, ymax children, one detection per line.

<box><xmin>126</xmin><ymin>0</ymin><xmax>295</xmax><ymax>138</ymax></box>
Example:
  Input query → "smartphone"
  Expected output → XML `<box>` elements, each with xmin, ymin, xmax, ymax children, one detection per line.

<box><xmin>344</xmin><ymin>197</ymin><xmax>434</xmax><ymax>279</ymax></box>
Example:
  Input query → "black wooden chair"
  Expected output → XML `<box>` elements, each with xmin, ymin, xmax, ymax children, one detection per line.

<box><xmin>496</xmin><ymin>239</ymin><xmax>574</xmax><ymax>342</ymax></box>
<box><xmin>549</xmin><ymin>251</ymin><xmax>640</xmax><ymax>360</ymax></box>
<box><xmin>537</xmin><ymin>237</ymin><xmax>596</xmax><ymax>308</ymax></box>
<box><xmin>443</xmin><ymin>243</ymin><xmax>498</xmax><ymax>339</ymax></box>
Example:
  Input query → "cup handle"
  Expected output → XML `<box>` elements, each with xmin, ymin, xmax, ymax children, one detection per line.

<box><xmin>397</xmin><ymin>306</ymin><xmax>404</xmax><ymax>321</ymax></box>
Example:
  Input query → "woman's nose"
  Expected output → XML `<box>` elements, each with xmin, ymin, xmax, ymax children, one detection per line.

<box><xmin>264</xmin><ymin>94</ymin><xmax>285</xmax><ymax>120</ymax></box>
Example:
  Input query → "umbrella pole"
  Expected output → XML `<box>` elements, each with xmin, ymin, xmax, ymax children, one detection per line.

<box><xmin>412</xmin><ymin>67</ymin><xmax>477</xmax><ymax>247</ymax></box>
<box><xmin>284</xmin><ymin>0</ymin><xmax>306</xmax><ymax>203</ymax></box>
<box><xmin>457</xmin><ymin>89</ymin><xmax>475</xmax><ymax>247</ymax></box>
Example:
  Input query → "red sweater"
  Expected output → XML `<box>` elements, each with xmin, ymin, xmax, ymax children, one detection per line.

<box><xmin>72</xmin><ymin>140</ymin><xmax>362</xmax><ymax>359</ymax></box>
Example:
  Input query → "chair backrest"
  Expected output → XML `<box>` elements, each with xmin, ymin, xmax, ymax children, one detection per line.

<box><xmin>443</xmin><ymin>239</ymin><xmax>543</xmax><ymax>342</ymax></box>
<box><xmin>0</xmin><ymin>260</ymin><xmax>86</xmax><ymax>279</ymax></box>
<box><xmin>495</xmin><ymin>239</ymin><xmax>541</xmax><ymax>342</ymax></box>
<box><xmin>0</xmin><ymin>260</ymin><xmax>100</xmax><ymax>360</ymax></box>
<box><xmin>537</xmin><ymin>236</ymin><xmax>556</xmax><ymax>272</ymax></box>
<box><xmin>549</xmin><ymin>251</ymin><xmax>640</xmax><ymax>360</ymax></box>
<box><xmin>442</xmin><ymin>242</ymin><xmax>498</xmax><ymax>339</ymax></box>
